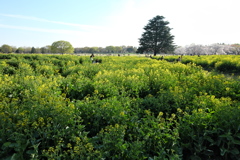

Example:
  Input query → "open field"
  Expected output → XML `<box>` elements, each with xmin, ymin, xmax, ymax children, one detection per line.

<box><xmin>0</xmin><ymin>54</ymin><xmax>240</xmax><ymax>159</ymax></box>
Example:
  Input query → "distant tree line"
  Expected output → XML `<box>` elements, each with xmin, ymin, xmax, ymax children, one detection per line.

<box><xmin>0</xmin><ymin>44</ymin><xmax>137</xmax><ymax>54</ymax></box>
<box><xmin>74</xmin><ymin>46</ymin><xmax>137</xmax><ymax>54</ymax></box>
<box><xmin>0</xmin><ymin>45</ymin><xmax>52</xmax><ymax>54</ymax></box>
<box><xmin>174</xmin><ymin>43</ymin><xmax>240</xmax><ymax>55</ymax></box>
<box><xmin>0</xmin><ymin>43</ymin><xmax>239</xmax><ymax>55</ymax></box>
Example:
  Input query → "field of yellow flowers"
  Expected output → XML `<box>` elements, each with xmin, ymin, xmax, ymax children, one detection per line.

<box><xmin>0</xmin><ymin>54</ymin><xmax>240</xmax><ymax>159</ymax></box>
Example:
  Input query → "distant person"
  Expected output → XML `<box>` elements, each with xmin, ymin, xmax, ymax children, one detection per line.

<box><xmin>90</xmin><ymin>53</ymin><xmax>94</xmax><ymax>59</ymax></box>
<box><xmin>177</xmin><ymin>56</ymin><xmax>181</xmax><ymax>62</ymax></box>
<box><xmin>90</xmin><ymin>53</ymin><xmax>94</xmax><ymax>62</ymax></box>
<box><xmin>160</xmin><ymin>56</ymin><xmax>164</xmax><ymax>60</ymax></box>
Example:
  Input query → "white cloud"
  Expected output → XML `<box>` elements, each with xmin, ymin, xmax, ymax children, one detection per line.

<box><xmin>1</xmin><ymin>12</ymin><xmax>140</xmax><ymax>47</ymax></box>
<box><xmin>0</xmin><ymin>13</ymin><xmax>105</xmax><ymax>31</ymax></box>
<box><xmin>0</xmin><ymin>23</ymin><xmax>88</xmax><ymax>35</ymax></box>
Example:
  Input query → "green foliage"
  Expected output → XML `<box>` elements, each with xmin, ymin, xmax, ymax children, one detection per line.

<box><xmin>1</xmin><ymin>44</ymin><xmax>12</xmax><ymax>53</ymax></box>
<box><xmin>0</xmin><ymin>54</ymin><xmax>240</xmax><ymax>159</ymax></box>
<box><xmin>163</xmin><ymin>55</ymin><xmax>240</xmax><ymax>74</ymax></box>
<box><xmin>137</xmin><ymin>15</ymin><xmax>175</xmax><ymax>55</ymax></box>
<box><xmin>51</xmin><ymin>40</ymin><xmax>74</xmax><ymax>54</ymax></box>
<box><xmin>2</xmin><ymin>66</ymin><xmax>16</xmax><ymax>75</ymax></box>
<box><xmin>179</xmin><ymin>104</ymin><xmax>240</xmax><ymax>160</ymax></box>
<box><xmin>215</xmin><ymin>60</ymin><xmax>239</xmax><ymax>73</ymax></box>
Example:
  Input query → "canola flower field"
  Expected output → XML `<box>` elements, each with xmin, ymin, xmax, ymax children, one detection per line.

<box><xmin>0</xmin><ymin>54</ymin><xmax>240</xmax><ymax>160</ymax></box>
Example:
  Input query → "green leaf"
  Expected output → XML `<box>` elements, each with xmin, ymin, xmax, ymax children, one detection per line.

<box><xmin>220</xmin><ymin>148</ymin><xmax>228</xmax><ymax>156</ymax></box>
<box><xmin>2</xmin><ymin>142</ymin><xmax>11</xmax><ymax>149</ymax></box>
<box><xmin>10</xmin><ymin>154</ymin><xmax>18</xmax><ymax>160</ymax></box>
<box><xmin>205</xmin><ymin>136</ymin><xmax>214</xmax><ymax>144</ymax></box>
<box><xmin>230</xmin><ymin>148</ymin><xmax>239</xmax><ymax>155</ymax></box>
<box><xmin>219</xmin><ymin>133</ymin><xmax>233</xmax><ymax>141</ymax></box>
<box><xmin>203</xmin><ymin>149</ymin><xmax>214</xmax><ymax>156</ymax></box>
<box><xmin>232</xmin><ymin>139</ymin><xmax>240</xmax><ymax>145</ymax></box>
<box><xmin>26</xmin><ymin>149</ymin><xmax>35</xmax><ymax>154</ymax></box>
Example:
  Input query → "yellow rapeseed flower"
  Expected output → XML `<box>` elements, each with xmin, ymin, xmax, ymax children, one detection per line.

<box><xmin>67</xmin><ymin>143</ymin><xmax>72</xmax><ymax>149</ymax></box>
<box><xmin>47</xmin><ymin>147</ymin><xmax>55</xmax><ymax>153</ymax></box>
<box><xmin>158</xmin><ymin>112</ymin><xmax>164</xmax><ymax>117</ymax></box>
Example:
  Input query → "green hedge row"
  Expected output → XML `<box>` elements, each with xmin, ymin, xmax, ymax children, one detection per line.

<box><xmin>0</xmin><ymin>54</ymin><xmax>240</xmax><ymax>159</ymax></box>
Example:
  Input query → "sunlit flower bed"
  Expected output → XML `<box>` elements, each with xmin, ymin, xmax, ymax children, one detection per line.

<box><xmin>0</xmin><ymin>54</ymin><xmax>239</xmax><ymax>159</ymax></box>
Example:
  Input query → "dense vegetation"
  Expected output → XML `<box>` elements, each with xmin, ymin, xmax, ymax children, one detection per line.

<box><xmin>0</xmin><ymin>54</ymin><xmax>240</xmax><ymax>159</ymax></box>
<box><xmin>1</xmin><ymin>43</ymin><xmax>239</xmax><ymax>55</ymax></box>
<box><xmin>158</xmin><ymin>55</ymin><xmax>240</xmax><ymax>74</ymax></box>
<box><xmin>0</xmin><ymin>44</ymin><xmax>138</xmax><ymax>54</ymax></box>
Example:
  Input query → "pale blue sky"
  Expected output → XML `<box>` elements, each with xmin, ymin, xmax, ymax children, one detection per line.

<box><xmin>0</xmin><ymin>0</ymin><xmax>239</xmax><ymax>48</ymax></box>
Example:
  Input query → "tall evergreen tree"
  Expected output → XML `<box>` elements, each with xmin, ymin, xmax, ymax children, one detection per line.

<box><xmin>137</xmin><ymin>15</ymin><xmax>175</xmax><ymax>56</ymax></box>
